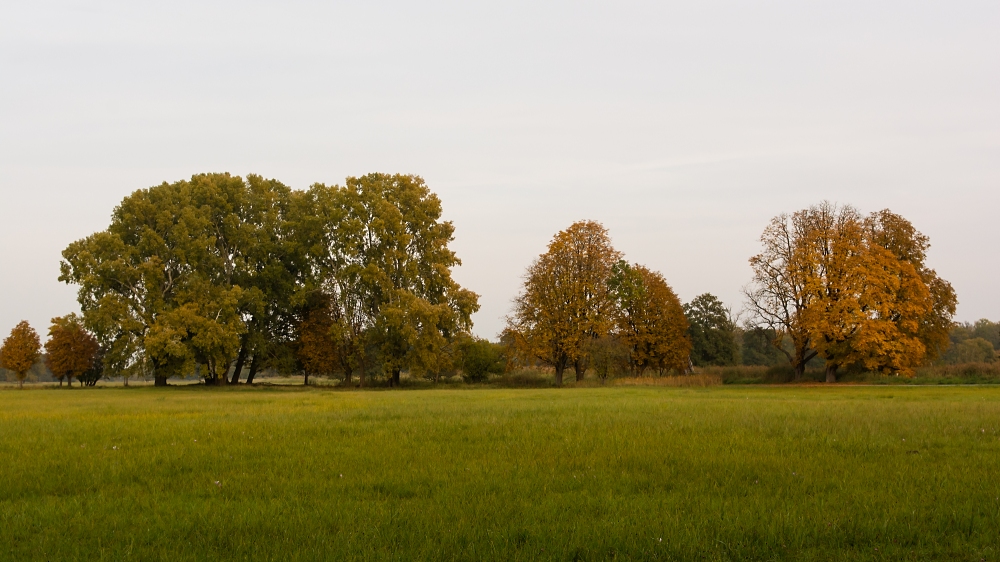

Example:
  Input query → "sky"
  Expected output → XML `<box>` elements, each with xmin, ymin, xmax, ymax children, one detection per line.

<box><xmin>1</xmin><ymin>0</ymin><xmax>998</xmax><ymax>339</ymax></box>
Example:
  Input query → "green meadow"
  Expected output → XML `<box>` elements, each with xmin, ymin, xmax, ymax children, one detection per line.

<box><xmin>1</xmin><ymin>385</ymin><xmax>999</xmax><ymax>561</ymax></box>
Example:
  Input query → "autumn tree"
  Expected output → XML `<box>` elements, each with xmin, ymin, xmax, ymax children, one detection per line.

<box><xmin>745</xmin><ymin>202</ymin><xmax>955</xmax><ymax>381</ymax></box>
<box><xmin>684</xmin><ymin>293</ymin><xmax>738</xmax><ymax>367</ymax></box>
<box><xmin>507</xmin><ymin>221</ymin><xmax>622</xmax><ymax>385</ymax></box>
<box><xmin>1</xmin><ymin>321</ymin><xmax>42</xmax><ymax>389</ymax></box>
<box><xmin>865</xmin><ymin>209</ymin><xmax>957</xmax><ymax>366</ymax></box>
<box><xmin>744</xmin><ymin>211</ymin><xmax>819</xmax><ymax>379</ymax></box>
<box><xmin>44</xmin><ymin>314</ymin><xmax>100</xmax><ymax>387</ymax></box>
<box><xmin>608</xmin><ymin>261</ymin><xmax>690</xmax><ymax>375</ymax></box>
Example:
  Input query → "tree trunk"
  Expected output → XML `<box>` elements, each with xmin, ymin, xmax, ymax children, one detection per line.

<box><xmin>304</xmin><ymin>372</ymin><xmax>310</xmax><ymax>386</ymax></box>
<box><xmin>343</xmin><ymin>367</ymin><xmax>353</xmax><ymax>386</ymax></box>
<box><xmin>391</xmin><ymin>368</ymin><xmax>401</xmax><ymax>387</ymax></box>
<box><xmin>230</xmin><ymin>340</ymin><xmax>249</xmax><ymax>384</ymax></box>
<box><xmin>574</xmin><ymin>359</ymin><xmax>586</xmax><ymax>382</ymax></box>
<box><xmin>246</xmin><ymin>354</ymin><xmax>261</xmax><ymax>384</ymax></box>
<box><xmin>124</xmin><ymin>377</ymin><xmax>129</xmax><ymax>387</ymax></box>
<box><xmin>825</xmin><ymin>363</ymin><xmax>838</xmax><ymax>383</ymax></box>
<box><xmin>18</xmin><ymin>378</ymin><xmax>23</xmax><ymax>389</ymax></box>
<box><xmin>154</xmin><ymin>375</ymin><xmax>168</xmax><ymax>387</ymax></box>
<box><xmin>794</xmin><ymin>362</ymin><xmax>805</xmax><ymax>381</ymax></box>
<box><xmin>554</xmin><ymin>364</ymin><xmax>564</xmax><ymax>386</ymax></box>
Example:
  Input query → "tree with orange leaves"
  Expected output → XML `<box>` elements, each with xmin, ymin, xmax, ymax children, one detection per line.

<box><xmin>45</xmin><ymin>314</ymin><xmax>100</xmax><ymax>387</ymax></box>
<box><xmin>608</xmin><ymin>261</ymin><xmax>690</xmax><ymax>375</ymax></box>
<box><xmin>747</xmin><ymin>202</ymin><xmax>955</xmax><ymax>382</ymax></box>
<box><xmin>1</xmin><ymin>321</ymin><xmax>42</xmax><ymax>389</ymax></box>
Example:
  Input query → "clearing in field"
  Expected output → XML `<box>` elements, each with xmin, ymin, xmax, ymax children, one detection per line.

<box><xmin>1</xmin><ymin>386</ymin><xmax>998</xmax><ymax>561</ymax></box>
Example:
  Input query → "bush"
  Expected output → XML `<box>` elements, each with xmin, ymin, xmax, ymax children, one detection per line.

<box><xmin>458</xmin><ymin>338</ymin><xmax>506</xmax><ymax>383</ymax></box>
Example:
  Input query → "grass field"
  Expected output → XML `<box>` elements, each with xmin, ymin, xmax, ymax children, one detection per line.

<box><xmin>1</xmin><ymin>385</ymin><xmax>999</xmax><ymax>561</ymax></box>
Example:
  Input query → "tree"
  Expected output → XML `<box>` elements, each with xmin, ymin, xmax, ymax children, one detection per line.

<box><xmin>608</xmin><ymin>261</ymin><xmax>690</xmax><ymax>375</ymax></box>
<box><xmin>587</xmin><ymin>336</ymin><xmax>630</xmax><ymax>382</ymax></box>
<box><xmin>60</xmin><ymin>173</ymin><xmax>299</xmax><ymax>386</ymax></box>
<box><xmin>507</xmin><ymin>221</ymin><xmax>622</xmax><ymax>385</ymax></box>
<box><xmin>865</xmin><ymin>209</ymin><xmax>957</xmax><ymax>364</ymax></box>
<box><xmin>1</xmin><ymin>321</ymin><xmax>42</xmax><ymax>389</ymax></box>
<box><xmin>746</xmin><ymin>202</ymin><xmax>955</xmax><ymax>381</ymax></box>
<box><xmin>44</xmin><ymin>314</ymin><xmax>100</xmax><ymax>387</ymax></box>
<box><xmin>684</xmin><ymin>293</ymin><xmax>738</xmax><ymax>367</ymax></box>
<box><xmin>295</xmin><ymin>294</ymin><xmax>339</xmax><ymax>385</ymax></box>
<box><xmin>457</xmin><ymin>337</ymin><xmax>505</xmax><ymax>383</ymax></box>
<box><xmin>306</xmin><ymin>174</ymin><xmax>478</xmax><ymax>387</ymax></box>
<box><xmin>744</xmin><ymin>211</ymin><xmax>820</xmax><ymax>379</ymax></box>
<box><xmin>739</xmin><ymin>326</ymin><xmax>786</xmax><ymax>366</ymax></box>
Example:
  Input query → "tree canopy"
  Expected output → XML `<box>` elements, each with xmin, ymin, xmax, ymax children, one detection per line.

<box><xmin>60</xmin><ymin>173</ymin><xmax>478</xmax><ymax>386</ymax></box>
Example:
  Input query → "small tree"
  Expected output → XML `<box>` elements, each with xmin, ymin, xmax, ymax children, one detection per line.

<box><xmin>1</xmin><ymin>321</ymin><xmax>42</xmax><ymax>389</ymax></box>
<box><xmin>79</xmin><ymin>346</ymin><xmax>106</xmax><ymax>386</ymax></box>
<box><xmin>588</xmin><ymin>336</ymin><xmax>630</xmax><ymax>382</ymax></box>
<box><xmin>458</xmin><ymin>337</ymin><xmax>505</xmax><ymax>383</ymax></box>
<box><xmin>45</xmin><ymin>314</ymin><xmax>100</xmax><ymax>387</ymax></box>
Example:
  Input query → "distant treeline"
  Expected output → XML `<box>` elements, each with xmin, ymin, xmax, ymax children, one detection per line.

<box><xmin>0</xmin><ymin>174</ymin><xmax>991</xmax><ymax>387</ymax></box>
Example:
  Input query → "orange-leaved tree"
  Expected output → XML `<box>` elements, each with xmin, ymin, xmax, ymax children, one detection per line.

<box><xmin>507</xmin><ymin>221</ymin><xmax>622</xmax><ymax>385</ymax></box>
<box><xmin>865</xmin><ymin>209</ymin><xmax>956</xmax><ymax>366</ymax></box>
<box><xmin>45</xmin><ymin>314</ymin><xmax>100</xmax><ymax>387</ymax></box>
<box><xmin>748</xmin><ymin>202</ymin><xmax>955</xmax><ymax>382</ymax></box>
<box><xmin>1</xmin><ymin>321</ymin><xmax>42</xmax><ymax>389</ymax></box>
<box><xmin>608</xmin><ymin>261</ymin><xmax>690</xmax><ymax>375</ymax></box>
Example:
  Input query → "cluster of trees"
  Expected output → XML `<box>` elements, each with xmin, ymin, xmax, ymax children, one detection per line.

<box><xmin>0</xmin><ymin>315</ymin><xmax>102</xmax><ymax>388</ymax></box>
<box><xmin>743</xmin><ymin>202</ymin><xmax>956</xmax><ymax>381</ymax></box>
<box><xmin>57</xmin><ymin>173</ymin><xmax>478</xmax><ymax>386</ymax></box>
<box><xmin>940</xmin><ymin>319</ymin><xmax>999</xmax><ymax>364</ymax></box>
<box><xmin>504</xmin><ymin>221</ymin><xmax>690</xmax><ymax>385</ymax></box>
<box><xmin>4</xmin><ymin>186</ymin><xmax>982</xmax><ymax>388</ymax></box>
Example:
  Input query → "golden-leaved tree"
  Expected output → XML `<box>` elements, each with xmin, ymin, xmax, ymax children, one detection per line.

<box><xmin>44</xmin><ymin>314</ymin><xmax>100</xmax><ymax>387</ymax></box>
<box><xmin>1</xmin><ymin>321</ymin><xmax>42</xmax><ymax>389</ymax></box>
<box><xmin>608</xmin><ymin>261</ymin><xmax>690</xmax><ymax>374</ymax></box>
<box><xmin>507</xmin><ymin>221</ymin><xmax>622</xmax><ymax>385</ymax></box>
<box><xmin>746</xmin><ymin>202</ymin><xmax>955</xmax><ymax>381</ymax></box>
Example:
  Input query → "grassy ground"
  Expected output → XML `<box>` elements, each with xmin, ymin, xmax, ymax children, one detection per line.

<box><xmin>1</xmin><ymin>385</ymin><xmax>999</xmax><ymax>561</ymax></box>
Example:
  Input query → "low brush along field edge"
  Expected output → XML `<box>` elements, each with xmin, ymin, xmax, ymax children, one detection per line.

<box><xmin>1</xmin><ymin>385</ymin><xmax>999</xmax><ymax>560</ymax></box>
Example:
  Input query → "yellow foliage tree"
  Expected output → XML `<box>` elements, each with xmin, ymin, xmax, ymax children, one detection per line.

<box><xmin>507</xmin><ymin>221</ymin><xmax>622</xmax><ymax>385</ymax></box>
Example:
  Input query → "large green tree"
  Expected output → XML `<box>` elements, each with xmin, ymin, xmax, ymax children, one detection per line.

<box><xmin>60</xmin><ymin>173</ymin><xmax>295</xmax><ymax>385</ymax></box>
<box><xmin>304</xmin><ymin>174</ymin><xmax>479</xmax><ymax>386</ymax></box>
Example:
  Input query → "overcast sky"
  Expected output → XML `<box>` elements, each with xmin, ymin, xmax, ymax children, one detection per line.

<box><xmin>1</xmin><ymin>0</ymin><xmax>997</xmax><ymax>339</ymax></box>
